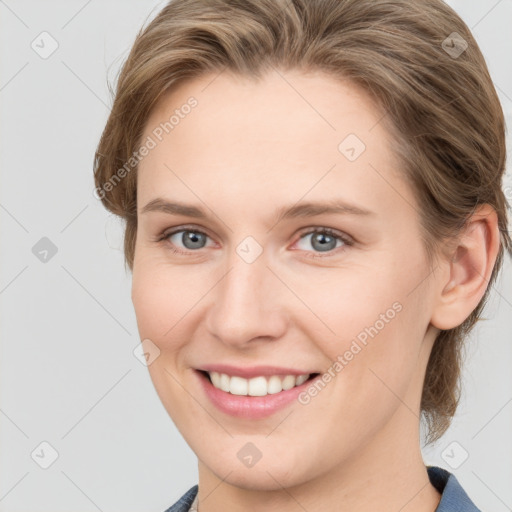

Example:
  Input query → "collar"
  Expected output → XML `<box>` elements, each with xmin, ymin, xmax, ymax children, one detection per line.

<box><xmin>427</xmin><ymin>466</ymin><xmax>481</xmax><ymax>511</ymax></box>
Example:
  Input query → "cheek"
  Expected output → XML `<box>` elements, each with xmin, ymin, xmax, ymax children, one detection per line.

<box><xmin>317</xmin><ymin>242</ymin><xmax>428</xmax><ymax>346</ymax></box>
<box><xmin>131</xmin><ymin>260</ymin><xmax>207</xmax><ymax>346</ymax></box>
<box><xmin>292</xmin><ymin>260</ymin><xmax>405</xmax><ymax>356</ymax></box>
<box><xmin>131</xmin><ymin>262</ymin><xmax>202</xmax><ymax>420</ymax></box>
<box><xmin>299</xmin><ymin>255</ymin><xmax>427</xmax><ymax>402</ymax></box>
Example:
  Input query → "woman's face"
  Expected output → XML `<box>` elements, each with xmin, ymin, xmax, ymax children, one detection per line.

<box><xmin>132</xmin><ymin>69</ymin><xmax>441</xmax><ymax>490</ymax></box>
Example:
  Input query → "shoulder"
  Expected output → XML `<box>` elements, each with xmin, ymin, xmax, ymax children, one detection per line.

<box><xmin>427</xmin><ymin>466</ymin><xmax>482</xmax><ymax>512</ymax></box>
<box><xmin>163</xmin><ymin>485</ymin><xmax>198</xmax><ymax>512</ymax></box>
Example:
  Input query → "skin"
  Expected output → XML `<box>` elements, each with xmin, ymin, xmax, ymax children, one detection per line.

<box><xmin>131</xmin><ymin>68</ymin><xmax>500</xmax><ymax>512</ymax></box>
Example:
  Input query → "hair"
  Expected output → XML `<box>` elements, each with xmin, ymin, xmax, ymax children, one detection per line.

<box><xmin>93</xmin><ymin>0</ymin><xmax>511</xmax><ymax>444</ymax></box>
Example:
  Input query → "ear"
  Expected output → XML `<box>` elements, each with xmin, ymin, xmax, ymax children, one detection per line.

<box><xmin>430</xmin><ymin>204</ymin><xmax>501</xmax><ymax>330</ymax></box>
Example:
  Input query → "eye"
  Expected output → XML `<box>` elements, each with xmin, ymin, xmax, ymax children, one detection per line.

<box><xmin>159</xmin><ymin>226</ymin><xmax>213</xmax><ymax>254</ymax></box>
<box><xmin>156</xmin><ymin>225</ymin><xmax>353</xmax><ymax>258</ymax></box>
<box><xmin>294</xmin><ymin>227</ymin><xmax>353</xmax><ymax>258</ymax></box>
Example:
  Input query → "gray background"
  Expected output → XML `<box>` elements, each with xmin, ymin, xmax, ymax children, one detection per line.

<box><xmin>0</xmin><ymin>1</ymin><xmax>511</xmax><ymax>511</ymax></box>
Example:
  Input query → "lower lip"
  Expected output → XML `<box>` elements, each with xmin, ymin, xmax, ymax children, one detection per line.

<box><xmin>196</xmin><ymin>370</ymin><xmax>319</xmax><ymax>419</ymax></box>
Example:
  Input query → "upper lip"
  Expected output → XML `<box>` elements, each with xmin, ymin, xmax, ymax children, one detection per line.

<box><xmin>198</xmin><ymin>364</ymin><xmax>318</xmax><ymax>379</ymax></box>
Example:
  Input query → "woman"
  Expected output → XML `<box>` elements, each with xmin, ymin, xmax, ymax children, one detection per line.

<box><xmin>93</xmin><ymin>0</ymin><xmax>511</xmax><ymax>510</ymax></box>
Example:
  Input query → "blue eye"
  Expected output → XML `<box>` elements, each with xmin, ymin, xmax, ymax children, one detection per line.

<box><xmin>295</xmin><ymin>227</ymin><xmax>353</xmax><ymax>258</ymax></box>
<box><xmin>162</xmin><ymin>227</ymin><xmax>211</xmax><ymax>254</ymax></box>
<box><xmin>158</xmin><ymin>226</ymin><xmax>353</xmax><ymax>258</ymax></box>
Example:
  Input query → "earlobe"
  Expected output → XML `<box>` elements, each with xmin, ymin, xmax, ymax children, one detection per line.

<box><xmin>430</xmin><ymin>204</ymin><xmax>500</xmax><ymax>331</ymax></box>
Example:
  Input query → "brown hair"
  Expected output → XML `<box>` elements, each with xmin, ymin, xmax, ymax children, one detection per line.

<box><xmin>93</xmin><ymin>0</ymin><xmax>511</xmax><ymax>443</ymax></box>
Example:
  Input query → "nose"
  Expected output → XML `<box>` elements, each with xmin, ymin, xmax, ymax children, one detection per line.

<box><xmin>205</xmin><ymin>247</ymin><xmax>289</xmax><ymax>348</ymax></box>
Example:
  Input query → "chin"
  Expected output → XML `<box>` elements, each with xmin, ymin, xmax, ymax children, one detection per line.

<box><xmin>210</xmin><ymin>463</ymin><xmax>311</xmax><ymax>492</ymax></box>
<box><xmin>198</xmin><ymin>443</ymin><xmax>317</xmax><ymax>491</ymax></box>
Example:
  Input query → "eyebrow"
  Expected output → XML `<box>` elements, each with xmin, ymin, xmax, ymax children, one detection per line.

<box><xmin>140</xmin><ymin>197</ymin><xmax>375</xmax><ymax>223</ymax></box>
<box><xmin>274</xmin><ymin>200</ymin><xmax>374</xmax><ymax>222</ymax></box>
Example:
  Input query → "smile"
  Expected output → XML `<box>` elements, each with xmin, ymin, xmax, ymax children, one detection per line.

<box><xmin>207</xmin><ymin>371</ymin><xmax>312</xmax><ymax>396</ymax></box>
<box><xmin>195</xmin><ymin>368</ymin><xmax>321</xmax><ymax>419</ymax></box>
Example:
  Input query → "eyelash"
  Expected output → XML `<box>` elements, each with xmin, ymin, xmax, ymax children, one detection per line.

<box><xmin>155</xmin><ymin>225</ymin><xmax>354</xmax><ymax>258</ymax></box>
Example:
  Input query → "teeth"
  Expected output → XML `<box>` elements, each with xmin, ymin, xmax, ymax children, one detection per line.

<box><xmin>248</xmin><ymin>376</ymin><xmax>267</xmax><ymax>396</ymax></box>
<box><xmin>295</xmin><ymin>374</ymin><xmax>309</xmax><ymax>386</ymax></box>
<box><xmin>267</xmin><ymin>375</ymin><xmax>282</xmax><ymax>394</ymax></box>
<box><xmin>282</xmin><ymin>375</ymin><xmax>296</xmax><ymax>390</ymax></box>
<box><xmin>219</xmin><ymin>373</ymin><xmax>230</xmax><ymax>393</ymax></box>
<box><xmin>207</xmin><ymin>371</ymin><xmax>311</xmax><ymax>396</ymax></box>
<box><xmin>230</xmin><ymin>376</ymin><xmax>248</xmax><ymax>396</ymax></box>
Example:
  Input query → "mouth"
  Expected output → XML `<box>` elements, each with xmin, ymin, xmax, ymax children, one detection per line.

<box><xmin>195</xmin><ymin>368</ymin><xmax>321</xmax><ymax>418</ymax></box>
<box><xmin>199</xmin><ymin>370</ymin><xmax>321</xmax><ymax>397</ymax></box>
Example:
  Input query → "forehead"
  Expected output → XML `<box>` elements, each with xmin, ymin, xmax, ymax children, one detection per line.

<box><xmin>137</xmin><ymin>68</ymin><xmax>411</xmax><ymax>220</ymax></box>
<box><xmin>142</xmin><ymin>68</ymin><xmax>392</xmax><ymax>154</ymax></box>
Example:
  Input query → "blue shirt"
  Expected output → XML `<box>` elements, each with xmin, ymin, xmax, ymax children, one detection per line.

<box><xmin>163</xmin><ymin>465</ymin><xmax>481</xmax><ymax>511</ymax></box>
